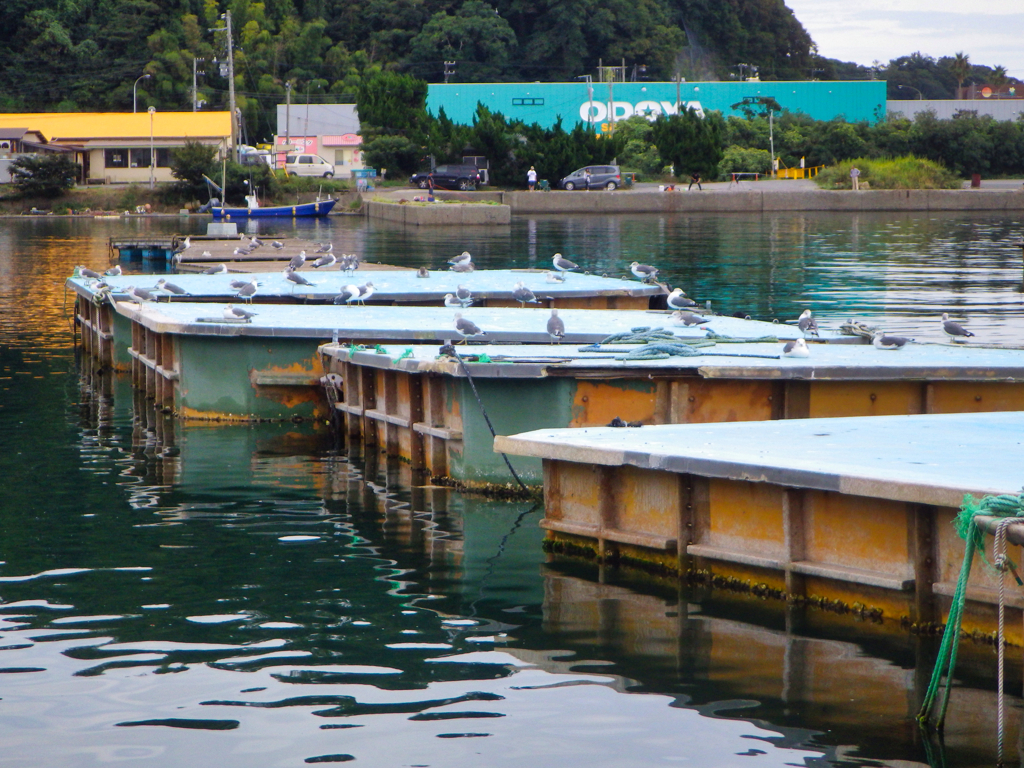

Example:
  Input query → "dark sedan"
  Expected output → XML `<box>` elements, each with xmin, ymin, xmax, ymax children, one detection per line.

<box><xmin>409</xmin><ymin>165</ymin><xmax>482</xmax><ymax>191</ymax></box>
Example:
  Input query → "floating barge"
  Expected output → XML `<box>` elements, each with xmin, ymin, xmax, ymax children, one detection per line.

<box><xmin>494</xmin><ymin>412</ymin><xmax>1024</xmax><ymax>642</ymax></box>
<box><xmin>319</xmin><ymin>341</ymin><xmax>1024</xmax><ymax>487</ymax></box>
<box><xmin>76</xmin><ymin>300</ymin><xmax>795</xmax><ymax>421</ymax></box>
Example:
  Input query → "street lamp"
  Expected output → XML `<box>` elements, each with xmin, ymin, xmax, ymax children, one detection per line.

<box><xmin>133</xmin><ymin>73</ymin><xmax>152</xmax><ymax>113</ymax></box>
<box><xmin>897</xmin><ymin>84</ymin><xmax>923</xmax><ymax>100</ymax></box>
<box><xmin>148</xmin><ymin>106</ymin><xmax>155</xmax><ymax>189</ymax></box>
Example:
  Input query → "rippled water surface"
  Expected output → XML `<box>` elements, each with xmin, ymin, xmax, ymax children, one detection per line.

<box><xmin>1</xmin><ymin>211</ymin><xmax>1022</xmax><ymax>767</ymax></box>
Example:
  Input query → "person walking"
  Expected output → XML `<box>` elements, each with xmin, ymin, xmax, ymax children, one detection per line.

<box><xmin>850</xmin><ymin>166</ymin><xmax>860</xmax><ymax>191</ymax></box>
<box><xmin>584</xmin><ymin>168</ymin><xmax>591</xmax><ymax>191</ymax></box>
<box><xmin>527</xmin><ymin>166</ymin><xmax>537</xmax><ymax>191</ymax></box>
<box><xmin>688</xmin><ymin>171</ymin><xmax>702</xmax><ymax>191</ymax></box>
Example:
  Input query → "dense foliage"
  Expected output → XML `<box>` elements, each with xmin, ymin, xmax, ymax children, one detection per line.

<box><xmin>0</xmin><ymin>0</ymin><xmax>819</xmax><ymax>143</ymax></box>
<box><xmin>8</xmin><ymin>154</ymin><xmax>81</xmax><ymax>197</ymax></box>
<box><xmin>815</xmin><ymin>157</ymin><xmax>960</xmax><ymax>190</ymax></box>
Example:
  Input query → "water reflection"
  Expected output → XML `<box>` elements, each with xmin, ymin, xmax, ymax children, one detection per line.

<box><xmin>2</xmin><ymin>214</ymin><xmax>1024</xmax><ymax>766</ymax></box>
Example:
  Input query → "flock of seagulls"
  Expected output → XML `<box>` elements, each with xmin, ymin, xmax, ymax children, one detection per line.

<box><xmin>78</xmin><ymin>243</ymin><xmax>985</xmax><ymax>349</ymax></box>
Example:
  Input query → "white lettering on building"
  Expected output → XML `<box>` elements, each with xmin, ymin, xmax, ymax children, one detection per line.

<box><xmin>578</xmin><ymin>100</ymin><xmax>704</xmax><ymax>123</ymax></box>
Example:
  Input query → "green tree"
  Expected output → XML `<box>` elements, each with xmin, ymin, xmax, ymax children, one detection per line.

<box><xmin>407</xmin><ymin>1</ymin><xmax>518</xmax><ymax>83</ymax></box>
<box><xmin>170</xmin><ymin>140</ymin><xmax>218</xmax><ymax>199</ymax></box>
<box><xmin>9</xmin><ymin>153</ymin><xmax>80</xmax><ymax>197</ymax></box>
<box><xmin>949</xmin><ymin>51</ymin><xmax>971</xmax><ymax>98</ymax></box>
<box><xmin>651</xmin><ymin>108</ymin><xmax>724</xmax><ymax>180</ymax></box>
<box><xmin>356</xmin><ymin>71</ymin><xmax>429</xmax><ymax>139</ymax></box>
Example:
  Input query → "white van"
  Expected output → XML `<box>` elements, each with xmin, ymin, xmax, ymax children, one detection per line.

<box><xmin>284</xmin><ymin>154</ymin><xmax>335</xmax><ymax>178</ymax></box>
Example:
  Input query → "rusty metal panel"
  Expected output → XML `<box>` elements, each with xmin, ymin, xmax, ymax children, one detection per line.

<box><xmin>676</xmin><ymin>379</ymin><xmax>776</xmax><ymax>423</ymax></box>
<box><xmin>612</xmin><ymin>466</ymin><xmax>682</xmax><ymax>542</ymax></box>
<box><xmin>808</xmin><ymin>381</ymin><xmax>925</xmax><ymax>418</ymax></box>
<box><xmin>706</xmin><ymin>479</ymin><xmax>787</xmax><ymax>560</ymax></box>
<box><xmin>927</xmin><ymin>381</ymin><xmax>1024</xmax><ymax>413</ymax></box>
<box><xmin>570</xmin><ymin>379</ymin><xmax>658</xmax><ymax>427</ymax></box>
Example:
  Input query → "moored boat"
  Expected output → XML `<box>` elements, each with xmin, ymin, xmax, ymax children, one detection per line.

<box><xmin>212</xmin><ymin>197</ymin><xmax>336</xmax><ymax>219</ymax></box>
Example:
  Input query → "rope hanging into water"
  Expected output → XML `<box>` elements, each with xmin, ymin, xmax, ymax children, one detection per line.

<box><xmin>918</xmin><ymin>491</ymin><xmax>1024</xmax><ymax>733</ymax></box>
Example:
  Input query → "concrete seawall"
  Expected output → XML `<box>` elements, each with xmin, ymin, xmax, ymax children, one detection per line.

<box><xmin>365</xmin><ymin>200</ymin><xmax>511</xmax><ymax>226</ymax></box>
<box><xmin>504</xmin><ymin>188</ymin><xmax>1024</xmax><ymax>214</ymax></box>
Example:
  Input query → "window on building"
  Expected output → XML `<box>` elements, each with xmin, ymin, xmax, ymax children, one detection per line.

<box><xmin>512</xmin><ymin>98</ymin><xmax>544</xmax><ymax>106</ymax></box>
<box><xmin>156</xmin><ymin>148</ymin><xmax>172</xmax><ymax>167</ymax></box>
<box><xmin>105</xmin><ymin>149</ymin><xmax>128</xmax><ymax>168</ymax></box>
<box><xmin>130</xmin><ymin>148</ymin><xmax>151</xmax><ymax>168</ymax></box>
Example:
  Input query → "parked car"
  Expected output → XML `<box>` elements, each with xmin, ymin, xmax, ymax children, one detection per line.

<box><xmin>284</xmin><ymin>153</ymin><xmax>335</xmax><ymax>178</ymax></box>
<box><xmin>558</xmin><ymin>165</ymin><xmax>621</xmax><ymax>191</ymax></box>
<box><xmin>409</xmin><ymin>165</ymin><xmax>482</xmax><ymax>191</ymax></box>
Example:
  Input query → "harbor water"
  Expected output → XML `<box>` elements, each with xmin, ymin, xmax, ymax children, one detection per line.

<box><xmin>1</xmin><ymin>210</ymin><xmax>1023</xmax><ymax>767</ymax></box>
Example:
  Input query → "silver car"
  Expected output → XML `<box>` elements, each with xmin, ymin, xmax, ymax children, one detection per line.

<box><xmin>558</xmin><ymin>165</ymin><xmax>621</xmax><ymax>191</ymax></box>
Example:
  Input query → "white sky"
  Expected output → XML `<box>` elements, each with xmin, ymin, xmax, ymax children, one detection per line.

<box><xmin>783</xmin><ymin>0</ymin><xmax>1024</xmax><ymax>78</ymax></box>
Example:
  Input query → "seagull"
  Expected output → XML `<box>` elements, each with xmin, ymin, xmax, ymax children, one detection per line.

<box><xmin>236</xmin><ymin>278</ymin><xmax>259</xmax><ymax>303</ymax></box>
<box><xmin>287</xmin><ymin>250</ymin><xmax>306</xmax><ymax>271</ymax></box>
<box><xmin>271</xmin><ymin>241</ymin><xmax>285</xmax><ymax>249</ymax></box>
<box><xmin>202</xmin><ymin>263</ymin><xmax>227</xmax><ymax>275</ymax></box>
<box><xmin>312</xmin><ymin>252</ymin><xmax>337</xmax><ymax>269</ymax></box>
<box><xmin>355</xmin><ymin>282</ymin><xmax>374</xmax><ymax>304</ymax></box>
<box><xmin>200</xmin><ymin>249</ymin><xmax>213</xmax><ymax>259</ymax></box>
<box><xmin>782</xmin><ymin>338</ymin><xmax>810</xmax><ymax>358</ymax></box>
<box><xmin>250</xmin><ymin>236</ymin><xmax>263</xmax><ymax>248</ymax></box>
<box><xmin>155</xmin><ymin>278</ymin><xmax>188</xmax><ymax>298</ymax></box>
<box><xmin>941</xmin><ymin>313</ymin><xmax>974</xmax><ymax>342</ymax></box>
<box><xmin>284</xmin><ymin>267</ymin><xmax>313</xmax><ymax>289</ymax></box>
<box><xmin>443</xmin><ymin>293</ymin><xmax>462</xmax><ymax>308</ymax></box>
<box><xmin>125</xmin><ymin>285</ymin><xmax>155</xmax><ymax>303</ymax></box>
<box><xmin>78</xmin><ymin>267</ymin><xmax>102</xmax><ymax>279</ymax></box>
<box><xmin>233</xmin><ymin>245</ymin><xmax>254</xmax><ymax>256</ymax></box>
<box><xmin>229</xmin><ymin>278</ymin><xmax>251</xmax><ymax>290</ymax></box>
<box><xmin>545</xmin><ymin>271</ymin><xmax>566</xmax><ymax>283</ymax></box>
<box><xmin>449</xmin><ymin>251</ymin><xmax>472</xmax><ymax>265</ymax></box>
<box><xmin>547</xmin><ymin>308</ymin><xmax>565</xmax><ymax>343</ymax></box>
<box><xmin>552</xmin><ymin>253</ymin><xmax>578</xmax><ymax>276</ymax></box>
<box><xmin>797</xmin><ymin>309</ymin><xmax>819</xmax><ymax>337</ymax></box>
<box><xmin>666</xmin><ymin>288</ymin><xmax>697</xmax><ymax>309</ymax></box>
<box><xmin>315</xmin><ymin>242</ymin><xmax>333</xmax><ymax>254</ymax></box>
<box><xmin>340</xmin><ymin>254</ymin><xmax>360</xmax><ymax>274</ymax></box>
<box><xmin>416</xmin><ymin>267</ymin><xmax>430</xmax><ymax>278</ymax></box>
<box><xmin>172</xmin><ymin>236</ymin><xmax>191</xmax><ymax>255</ymax></box>
<box><xmin>453</xmin><ymin>312</ymin><xmax>484</xmax><ymax>343</ymax></box>
<box><xmin>872</xmin><ymin>331</ymin><xmax>912</xmax><ymax>350</ymax></box>
<box><xmin>223</xmin><ymin>303</ymin><xmax>257</xmax><ymax>322</ymax></box>
<box><xmin>455</xmin><ymin>284</ymin><xmax>473</xmax><ymax>307</ymax></box>
<box><xmin>630</xmin><ymin>261</ymin><xmax>659</xmax><ymax>282</ymax></box>
<box><xmin>671</xmin><ymin>310</ymin><xmax>710</xmax><ymax>326</ymax></box>
<box><xmin>450</xmin><ymin>260</ymin><xmax>475</xmax><ymax>273</ymax></box>
<box><xmin>512</xmin><ymin>282</ymin><xmax>538</xmax><ymax>307</ymax></box>
<box><xmin>105</xmin><ymin>265</ymin><xmax>122</xmax><ymax>277</ymax></box>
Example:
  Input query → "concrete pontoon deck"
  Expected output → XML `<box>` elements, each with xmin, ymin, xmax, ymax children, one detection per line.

<box><xmin>68</xmin><ymin>268</ymin><xmax>665</xmax><ymax>309</ymax></box>
<box><xmin>319</xmin><ymin>341</ymin><xmax>1024</xmax><ymax>487</ymax></box>
<box><xmin>494</xmin><ymin>412</ymin><xmax>1024</xmax><ymax>641</ymax></box>
<box><xmin>83</xmin><ymin>301</ymin><xmax>801</xmax><ymax>421</ymax></box>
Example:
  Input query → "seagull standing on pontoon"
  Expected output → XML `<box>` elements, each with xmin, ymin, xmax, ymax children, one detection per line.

<box><xmin>284</xmin><ymin>267</ymin><xmax>314</xmax><ymax>291</ymax></box>
<box><xmin>78</xmin><ymin>267</ymin><xmax>102</xmax><ymax>280</ymax></box>
<box><xmin>236</xmin><ymin>278</ymin><xmax>259</xmax><ymax>303</ymax></box>
<box><xmin>443</xmin><ymin>293</ymin><xmax>462</xmax><ymax>308</ymax></box>
<box><xmin>512</xmin><ymin>282</ymin><xmax>539</xmax><ymax>307</ymax></box>
<box><xmin>797</xmin><ymin>309</ymin><xmax>819</xmax><ymax>337</ymax></box>
<box><xmin>172</xmin><ymin>236</ymin><xmax>191</xmax><ymax>256</ymax></box>
<box><xmin>155</xmin><ymin>278</ymin><xmax>188</xmax><ymax>299</ymax></box>
<box><xmin>782</xmin><ymin>338</ymin><xmax>810</xmax><ymax>358</ymax></box>
<box><xmin>315</xmin><ymin>242</ymin><xmax>333</xmax><ymax>254</ymax></box>
<box><xmin>449</xmin><ymin>251</ymin><xmax>472</xmax><ymax>267</ymax></box>
<box><xmin>105</xmin><ymin>265</ymin><xmax>122</xmax><ymax>277</ymax></box>
<box><xmin>629</xmin><ymin>261</ymin><xmax>659</xmax><ymax>282</ymax></box>
<box><xmin>872</xmin><ymin>331</ymin><xmax>912</xmax><ymax>350</ymax></box>
<box><xmin>453</xmin><ymin>313</ymin><xmax>485</xmax><ymax>343</ymax></box>
<box><xmin>941</xmin><ymin>313</ymin><xmax>974</xmax><ymax>342</ymax></box>
<box><xmin>202</xmin><ymin>263</ymin><xmax>228</xmax><ymax>275</ymax></box>
<box><xmin>125</xmin><ymin>285</ymin><xmax>156</xmax><ymax>303</ymax></box>
<box><xmin>671</xmin><ymin>310</ymin><xmax>710</xmax><ymax>326</ymax></box>
<box><xmin>223</xmin><ymin>304</ymin><xmax>257</xmax><ymax>322</ymax></box>
<box><xmin>455</xmin><ymin>285</ymin><xmax>473</xmax><ymax>308</ymax></box>
<box><xmin>552</xmin><ymin>253</ymin><xmax>578</xmax><ymax>277</ymax></box>
<box><xmin>547</xmin><ymin>309</ymin><xmax>565</xmax><ymax>343</ymax></box>
<box><xmin>666</xmin><ymin>288</ymin><xmax>697</xmax><ymax>309</ymax></box>
<box><xmin>287</xmin><ymin>250</ymin><xmax>306</xmax><ymax>271</ymax></box>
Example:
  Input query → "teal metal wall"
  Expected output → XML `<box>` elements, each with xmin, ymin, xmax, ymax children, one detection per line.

<box><xmin>427</xmin><ymin>81</ymin><xmax>887</xmax><ymax>129</ymax></box>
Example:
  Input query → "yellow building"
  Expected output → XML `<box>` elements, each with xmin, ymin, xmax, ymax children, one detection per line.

<box><xmin>0</xmin><ymin>112</ymin><xmax>231</xmax><ymax>184</ymax></box>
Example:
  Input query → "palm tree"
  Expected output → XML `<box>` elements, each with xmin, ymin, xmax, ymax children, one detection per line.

<box><xmin>949</xmin><ymin>52</ymin><xmax>971</xmax><ymax>99</ymax></box>
<box><xmin>991</xmin><ymin>65</ymin><xmax>1008</xmax><ymax>96</ymax></box>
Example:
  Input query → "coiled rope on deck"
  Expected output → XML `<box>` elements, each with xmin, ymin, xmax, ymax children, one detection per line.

<box><xmin>919</xmin><ymin>491</ymin><xmax>1024</xmax><ymax>735</ymax></box>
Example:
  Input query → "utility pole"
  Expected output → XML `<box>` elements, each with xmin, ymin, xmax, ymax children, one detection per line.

<box><xmin>284</xmin><ymin>81</ymin><xmax>291</xmax><ymax>165</ymax></box>
<box><xmin>192</xmin><ymin>58</ymin><xmax>205</xmax><ymax>112</ymax></box>
<box><xmin>225</xmin><ymin>11</ymin><xmax>236</xmax><ymax>162</ymax></box>
<box><xmin>675</xmin><ymin>73</ymin><xmax>681</xmax><ymax>113</ymax></box>
<box><xmin>443</xmin><ymin>61</ymin><xmax>456</xmax><ymax>84</ymax></box>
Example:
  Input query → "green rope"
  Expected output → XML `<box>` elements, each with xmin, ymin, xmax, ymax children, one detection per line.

<box><xmin>616</xmin><ymin>341</ymin><xmax>714</xmax><ymax>360</ymax></box>
<box><xmin>593</xmin><ymin>326</ymin><xmax>678</xmax><ymax>344</ymax></box>
<box><xmin>704</xmin><ymin>330</ymin><xmax>781</xmax><ymax>343</ymax></box>
<box><xmin>919</xmin><ymin>491</ymin><xmax>1024</xmax><ymax>730</ymax></box>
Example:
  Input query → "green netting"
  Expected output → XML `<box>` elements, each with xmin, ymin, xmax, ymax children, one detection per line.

<box><xmin>919</xmin><ymin>491</ymin><xmax>1024</xmax><ymax>730</ymax></box>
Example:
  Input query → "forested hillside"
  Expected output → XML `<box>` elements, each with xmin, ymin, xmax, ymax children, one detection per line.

<box><xmin>0</xmin><ymin>0</ymin><xmax>814</xmax><ymax>140</ymax></box>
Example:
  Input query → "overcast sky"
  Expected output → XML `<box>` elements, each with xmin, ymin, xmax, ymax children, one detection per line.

<box><xmin>784</xmin><ymin>0</ymin><xmax>1024</xmax><ymax>78</ymax></box>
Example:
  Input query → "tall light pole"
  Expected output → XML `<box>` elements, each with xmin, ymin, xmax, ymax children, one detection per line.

<box><xmin>148</xmin><ymin>106</ymin><xmax>156</xmax><ymax>189</ymax></box>
<box><xmin>133</xmin><ymin>73</ymin><xmax>151</xmax><ymax>113</ymax></box>
<box><xmin>897</xmin><ymin>84</ymin><xmax>924</xmax><ymax>100</ymax></box>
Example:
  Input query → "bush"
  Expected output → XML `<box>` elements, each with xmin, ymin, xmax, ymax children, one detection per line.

<box><xmin>9</xmin><ymin>153</ymin><xmax>80</xmax><ymax>198</ymax></box>
<box><xmin>718</xmin><ymin>145</ymin><xmax>772</xmax><ymax>180</ymax></box>
<box><xmin>814</xmin><ymin>156</ymin><xmax>960</xmax><ymax>190</ymax></box>
<box><xmin>170</xmin><ymin>140</ymin><xmax>217</xmax><ymax>199</ymax></box>
<box><xmin>361</xmin><ymin>135</ymin><xmax>423</xmax><ymax>177</ymax></box>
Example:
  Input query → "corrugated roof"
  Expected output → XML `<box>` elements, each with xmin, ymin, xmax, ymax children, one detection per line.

<box><xmin>0</xmin><ymin>112</ymin><xmax>232</xmax><ymax>142</ymax></box>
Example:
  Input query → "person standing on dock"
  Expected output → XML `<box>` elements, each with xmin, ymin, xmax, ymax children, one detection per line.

<box><xmin>584</xmin><ymin>169</ymin><xmax>591</xmax><ymax>191</ymax></box>
<box><xmin>688</xmin><ymin>172</ymin><xmax>702</xmax><ymax>191</ymax></box>
<box><xmin>527</xmin><ymin>166</ymin><xmax>538</xmax><ymax>191</ymax></box>
<box><xmin>850</xmin><ymin>166</ymin><xmax>861</xmax><ymax>191</ymax></box>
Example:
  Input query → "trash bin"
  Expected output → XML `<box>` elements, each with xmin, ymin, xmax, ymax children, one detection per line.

<box><xmin>971</xmin><ymin>173</ymin><xmax>981</xmax><ymax>188</ymax></box>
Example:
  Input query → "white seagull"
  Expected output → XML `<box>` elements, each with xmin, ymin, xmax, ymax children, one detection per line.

<box><xmin>941</xmin><ymin>313</ymin><xmax>974</xmax><ymax>342</ymax></box>
<box><xmin>797</xmin><ymin>309</ymin><xmax>819</xmax><ymax>337</ymax></box>
<box><xmin>202</xmin><ymin>263</ymin><xmax>228</xmax><ymax>275</ymax></box>
<box><xmin>666</xmin><ymin>288</ymin><xmax>697</xmax><ymax>309</ymax></box>
<box><xmin>547</xmin><ymin>309</ymin><xmax>565</xmax><ymax>343</ymax></box>
<box><xmin>670</xmin><ymin>310</ymin><xmax>710</xmax><ymax>326</ymax></box>
<box><xmin>443</xmin><ymin>293</ymin><xmax>462</xmax><ymax>308</ymax></box>
<box><xmin>287</xmin><ymin>250</ymin><xmax>307</xmax><ymax>271</ymax></box>
<box><xmin>416</xmin><ymin>267</ymin><xmax>430</xmax><ymax>278</ymax></box>
<box><xmin>450</xmin><ymin>260</ymin><xmax>475</xmax><ymax>273</ymax></box>
<box><xmin>105</xmin><ymin>265</ymin><xmax>122</xmax><ymax>276</ymax></box>
<box><xmin>155</xmin><ymin>278</ymin><xmax>188</xmax><ymax>299</ymax></box>
<box><xmin>236</xmin><ymin>278</ymin><xmax>259</xmax><ymax>303</ymax></box>
<box><xmin>782</xmin><ymin>338</ymin><xmax>810</xmax><ymax>358</ymax></box>
<box><xmin>312</xmin><ymin>252</ymin><xmax>337</xmax><ymax>269</ymax></box>
<box><xmin>449</xmin><ymin>251</ymin><xmax>472</xmax><ymax>265</ymax></box>
<box><xmin>545</xmin><ymin>271</ymin><xmax>566</xmax><ymax>283</ymax></box>
<box><xmin>284</xmin><ymin>267</ymin><xmax>313</xmax><ymax>289</ymax></box>
<box><xmin>453</xmin><ymin>312</ymin><xmax>485</xmax><ymax>343</ymax></box>
<box><xmin>552</xmin><ymin>253</ymin><xmax>578</xmax><ymax>276</ymax></box>
<box><xmin>125</xmin><ymin>285</ymin><xmax>155</xmax><ymax>303</ymax></box>
<box><xmin>629</xmin><ymin>261</ymin><xmax>659</xmax><ymax>282</ymax></box>
<box><xmin>455</xmin><ymin>284</ymin><xmax>473</xmax><ymax>307</ymax></box>
<box><xmin>872</xmin><ymin>331</ymin><xmax>912</xmax><ymax>350</ymax></box>
<box><xmin>223</xmin><ymin>303</ymin><xmax>257</xmax><ymax>322</ymax></box>
<box><xmin>78</xmin><ymin>266</ymin><xmax>102</xmax><ymax>279</ymax></box>
<box><xmin>512</xmin><ymin>282</ymin><xmax>538</xmax><ymax>306</ymax></box>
